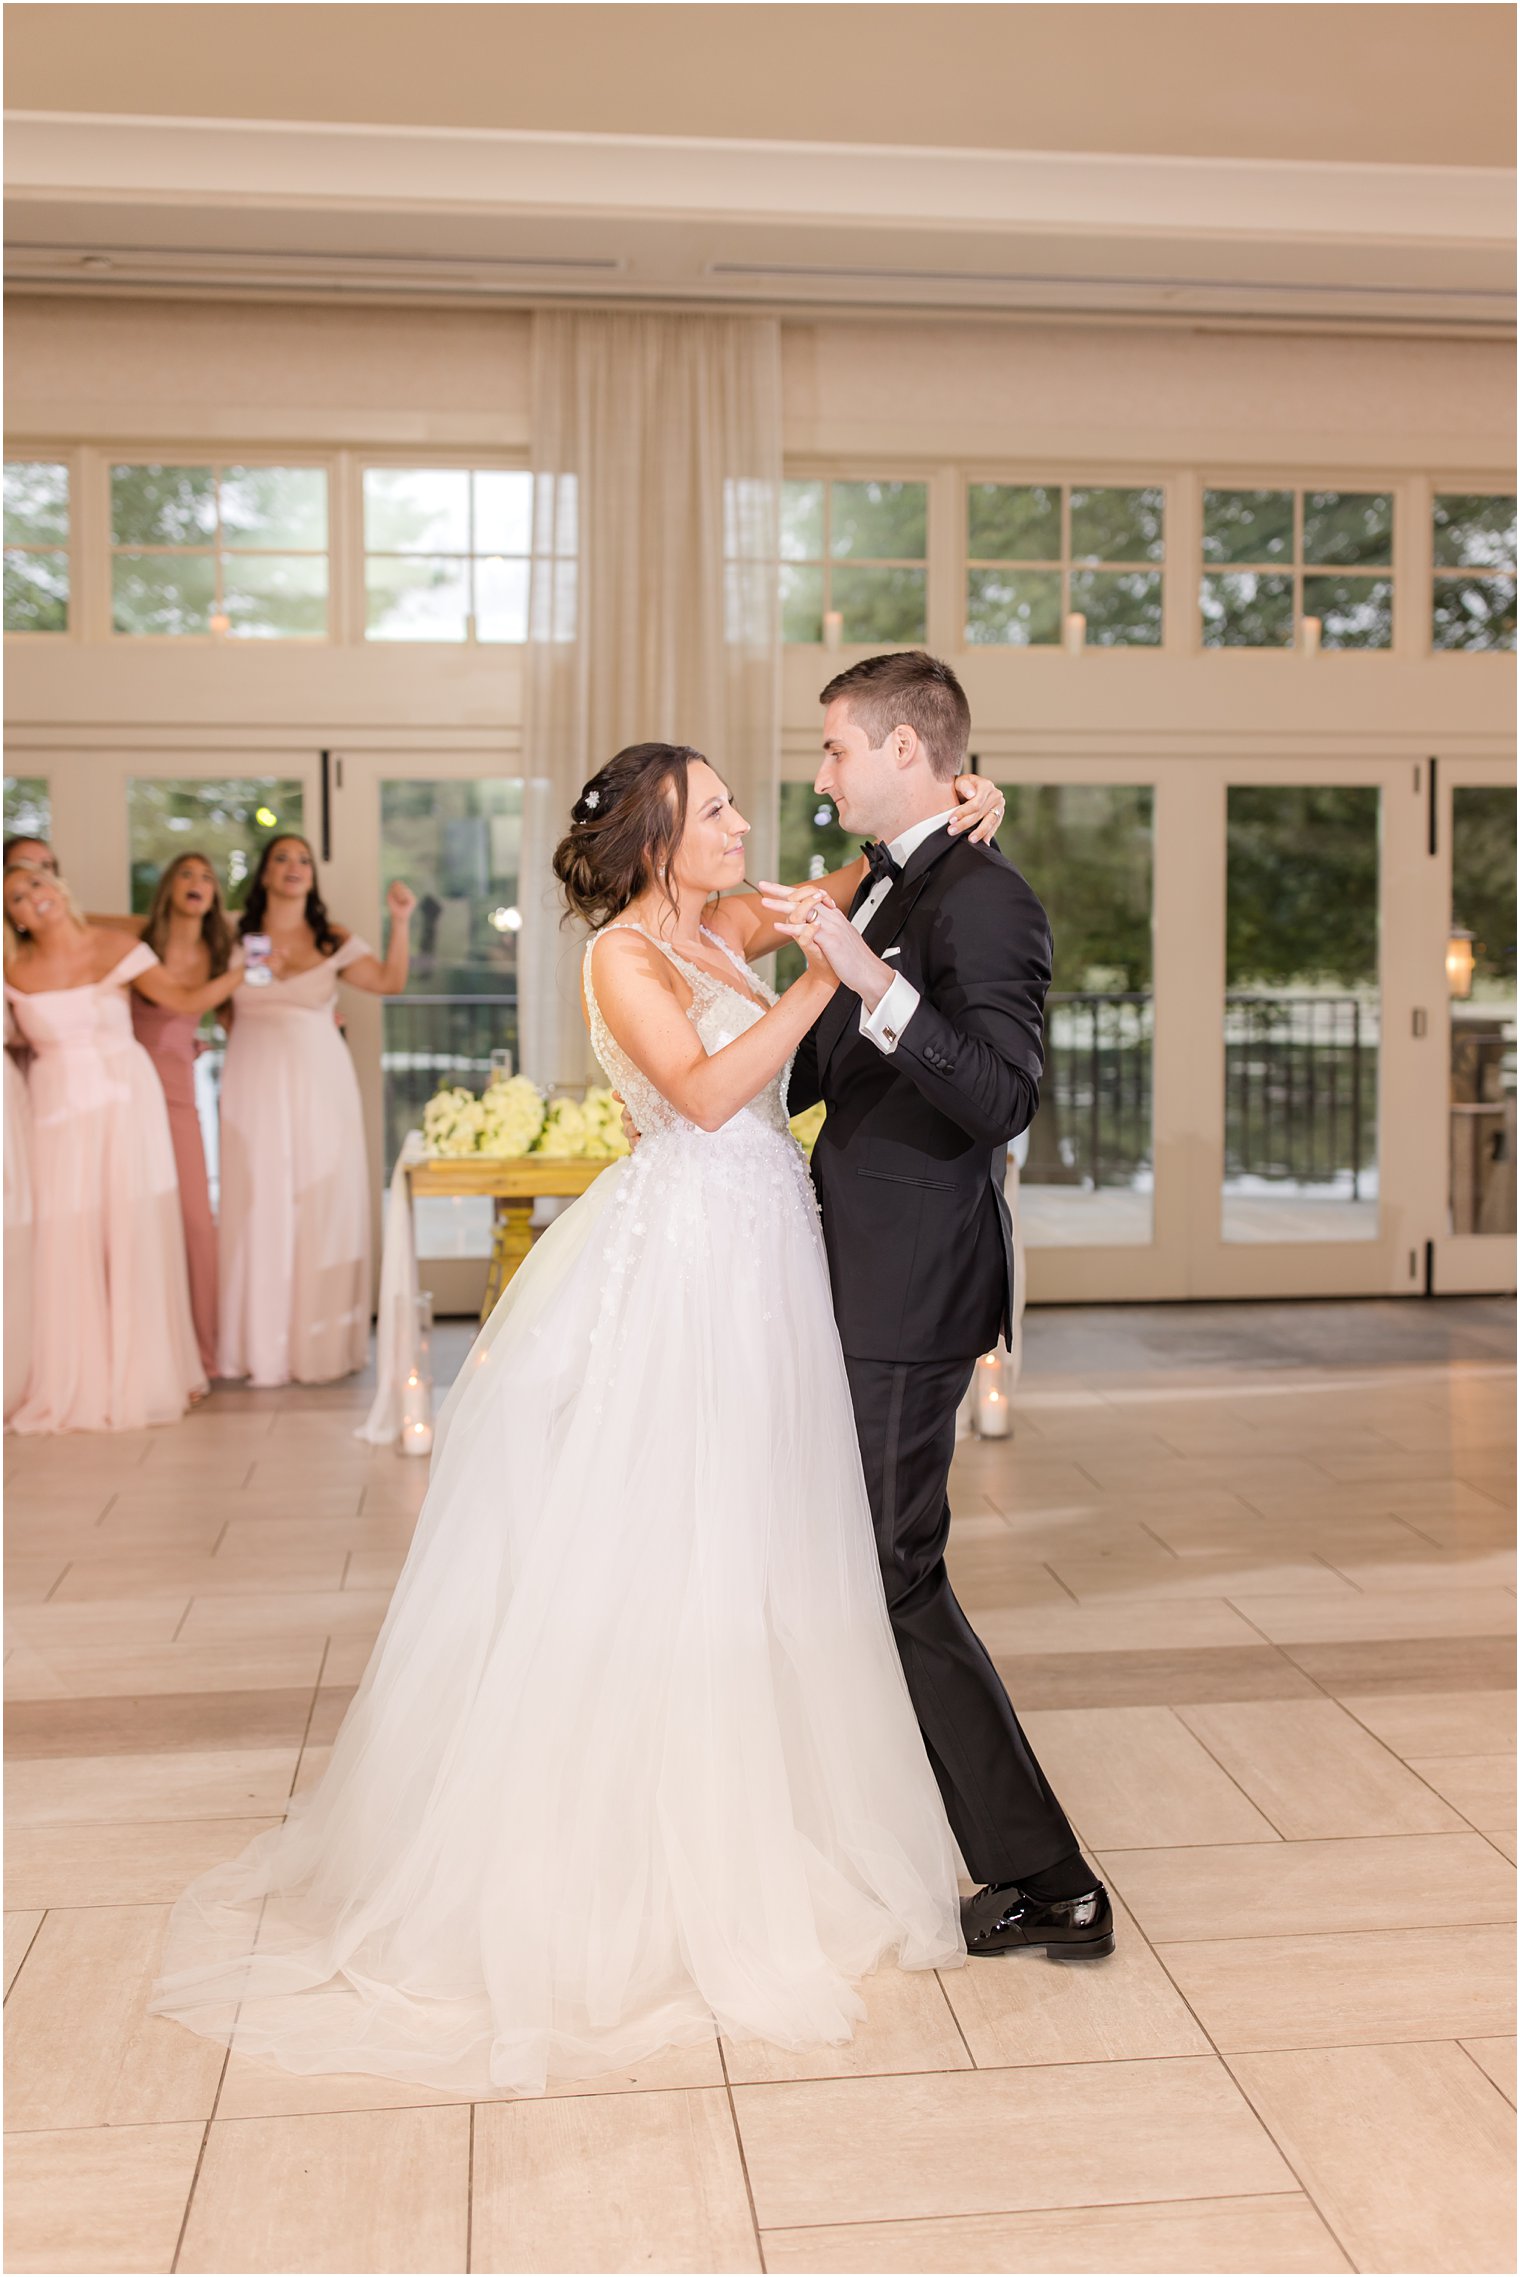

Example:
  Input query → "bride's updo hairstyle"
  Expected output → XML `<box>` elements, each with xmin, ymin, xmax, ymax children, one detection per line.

<box><xmin>553</xmin><ymin>741</ymin><xmax>706</xmax><ymax>930</ymax></box>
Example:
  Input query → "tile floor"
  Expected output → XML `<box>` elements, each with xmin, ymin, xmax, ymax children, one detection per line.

<box><xmin>5</xmin><ymin>1298</ymin><xmax>1515</xmax><ymax>2275</ymax></box>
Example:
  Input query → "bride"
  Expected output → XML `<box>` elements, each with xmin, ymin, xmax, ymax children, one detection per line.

<box><xmin>152</xmin><ymin>741</ymin><xmax>1001</xmax><ymax>2096</ymax></box>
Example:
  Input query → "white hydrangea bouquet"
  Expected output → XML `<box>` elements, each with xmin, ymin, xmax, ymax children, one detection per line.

<box><xmin>422</xmin><ymin>1070</ymin><xmax>630</xmax><ymax>1162</ymax></box>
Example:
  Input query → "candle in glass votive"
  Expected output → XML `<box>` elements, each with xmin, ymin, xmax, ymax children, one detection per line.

<box><xmin>1063</xmin><ymin>611</ymin><xmax>1086</xmax><ymax>656</ymax></box>
<box><xmin>1300</xmin><ymin>614</ymin><xmax>1322</xmax><ymax>656</ymax></box>
<box><xmin>402</xmin><ymin>1417</ymin><xmax>434</xmax><ymax>1457</ymax></box>
<box><xmin>823</xmin><ymin>610</ymin><xmax>844</xmax><ymax>651</ymax></box>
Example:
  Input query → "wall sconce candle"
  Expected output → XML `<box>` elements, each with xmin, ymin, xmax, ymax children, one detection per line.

<box><xmin>1446</xmin><ymin>928</ymin><xmax>1477</xmax><ymax>999</ymax></box>
<box><xmin>1300</xmin><ymin>615</ymin><xmax>1323</xmax><ymax>656</ymax></box>
<box><xmin>822</xmin><ymin>610</ymin><xmax>843</xmax><ymax>651</ymax></box>
<box><xmin>1062</xmin><ymin>611</ymin><xmax>1086</xmax><ymax>656</ymax></box>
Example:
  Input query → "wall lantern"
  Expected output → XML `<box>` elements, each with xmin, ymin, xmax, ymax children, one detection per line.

<box><xmin>1446</xmin><ymin>928</ymin><xmax>1477</xmax><ymax>999</ymax></box>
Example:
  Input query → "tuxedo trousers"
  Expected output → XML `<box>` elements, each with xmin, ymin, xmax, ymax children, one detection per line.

<box><xmin>843</xmin><ymin>1352</ymin><xmax>1078</xmax><ymax>1886</ymax></box>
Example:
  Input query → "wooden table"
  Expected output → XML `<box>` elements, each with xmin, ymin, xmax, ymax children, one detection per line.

<box><xmin>407</xmin><ymin>1156</ymin><xmax>617</xmax><ymax>1319</ymax></box>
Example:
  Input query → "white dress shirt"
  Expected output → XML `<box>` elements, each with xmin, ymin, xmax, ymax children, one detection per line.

<box><xmin>852</xmin><ymin>808</ymin><xmax>961</xmax><ymax>1055</ymax></box>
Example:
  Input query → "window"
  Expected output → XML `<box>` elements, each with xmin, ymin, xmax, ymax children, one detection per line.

<box><xmin>1432</xmin><ymin>494</ymin><xmax>1517</xmax><ymax>652</ymax></box>
<box><xmin>3</xmin><ymin>777</ymin><xmax>51</xmax><ymax>841</ymax></box>
<box><xmin>4</xmin><ymin>461</ymin><xmax>70</xmax><ymax>634</ymax></box>
<box><xmin>777</xmin><ymin>480</ymin><xmax>927</xmax><ymax>645</ymax></box>
<box><xmin>1201</xmin><ymin>488</ymin><xmax>1393</xmax><ymax>649</ymax></box>
<box><xmin>363</xmin><ymin>467</ymin><xmax>539</xmax><ymax>642</ymax></box>
<box><xmin>967</xmin><ymin>484</ymin><xmax>1164</xmax><ymax>647</ymax></box>
<box><xmin>111</xmin><ymin>464</ymin><xmax>328</xmax><ymax>638</ymax></box>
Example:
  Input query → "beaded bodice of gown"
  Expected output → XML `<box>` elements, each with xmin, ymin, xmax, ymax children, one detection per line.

<box><xmin>583</xmin><ymin>921</ymin><xmax>793</xmax><ymax>1140</ymax></box>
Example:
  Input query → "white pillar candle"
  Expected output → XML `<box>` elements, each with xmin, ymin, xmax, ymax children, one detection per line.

<box><xmin>1063</xmin><ymin>611</ymin><xmax>1086</xmax><ymax>656</ymax></box>
<box><xmin>822</xmin><ymin>610</ymin><xmax>844</xmax><ymax>651</ymax></box>
<box><xmin>971</xmin><ymin>1348</ymin><xmax>1013</xmax><ymax>1438</ymax></box>
<box><xmin>1300</xmin><ymin>614</ymin><xmax>1322</xmax><ymax>656</ymax></box>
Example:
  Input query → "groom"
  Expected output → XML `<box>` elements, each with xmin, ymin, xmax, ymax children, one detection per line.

<box><xmin>782</xmin><ymin>650</ymin><xmax>1113</xmax><ymax>1962</ymax></box>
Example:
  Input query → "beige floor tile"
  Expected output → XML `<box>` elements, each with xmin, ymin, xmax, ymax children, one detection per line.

<box><xmin>723</xmin><ymin>1962</ymin><xmax>971</xmax><ymax>2084</ymax></box>
<box><xmin>216</xmin><ymin>2033</ymin><xmax>723</xmax><ymax>2120</ymax></box>
<box><xmin>1105</xmin><ymin>1832</ymin><xmax>1516</xmax><ymax>1942</ymax></box>
<box><xmin>3</xmin><ymin>1636</ymin><xmax>327</xmax><ymax>1700</ymax></box>
<box><xmin>6</xmin><ymin>1815</ymin><xmax>278</xmax><ymax>1909</ymax></box>
<box><xmin>1345</xmin><ymin>1688</ymin><xmax>1517</xmax><ymax>1757</ymax></box>
<box><xmin>1176</xmin><ymin>1698</ymin><xmax>1468</xmax><ymax>1839</ymax></box>
<box><xmin>981</xmin><ymin>1513</ymin><xmax>1178</xmax><ymax>1562</ymax></box>
<box><xmin>1143</xmin><ymin>1509</ymin><xmax>1436</xmax><ymax>1559</ymax></box>
<box><xmin>179</xmin><ymin>2104</ymin><xmax>469</xmax><ymax>2275</ymax></box>
<box><xmin>1288</xmin><ymin>1634</ymin><xmax>1518</xmax><ymax>1698</ymax></box>
<box><xmin>943</xmin><ymin>1543</ymin><xmax>1072</xmax><ymax>1610</ymax></box>
<box><xmin>1487</xmin><ymin>1828</ymin><xmax>1518</xmax><ymax>1862</ymax></box>
<box><xmin>175</xmin><ymin>1589</ymin><xmax>392</xmax><ymax>1646</ymax></box>
<box><xmin>1243</xmin><ymin>1478</ymin><xmax>1509</xmax><ymax>1525</ymax></box>
<box><xmin>1228</xmin><ymin>2042</ymin><xmax>1515</xmax><ymax>2275</ymax></box>
<box><xmin>5</xmin><ymin>1748</ymin><xmax>298</xmax><ymax>1827</ymax></box>
<box><xmin>1407</xmin><ymin>1752</ymin><xmax>1517</xmax><ymax>1830</ymax></box>
<box><xmin>5</xmin><ymin>2121</ymin><xmax>204</xmax><ymax>2275</ymax></box>
<box><xmin>1018</xmin><ymin>1707</ymin><xmax>1279</xmax><ymax>1848</ymax></box>
<box><xmin>1163</xmin><ymin>1923</ymin><xmax>1516</xmax><ymax>2051</ymax></box>
<box><xmin>341</xmin><ymin>1548</ymin><xmax>408</xmax><ymax>1590</ymax></box>
<box><xmin>1327</xmin><ymin>1547</ymin><xmax>1517</xmax><ymax>1593</ymax></box>
<box><xmin>3</xmin><ymin>1687</ymin><xmax>315</xmax><ymax>1760</ymax></box>
<box><xmin>104</xmin><ymin>1486</ymin><xmax>369</xmax><ymax>1528</ymax></box>
<box><xmin>5</xmin><ymin>1599</ymin><xmax>190</xmax><ymax>1649</ymax></box>
<box><xmin>977</xmin><ymin>1602</ymin><xmax>1267</xmax><ymax>1656</ymax></box>
<box><xmin>50</xmin><ymin>1547</ymin><xmax>350</xmax><ymax>1599</ymax></box>
<box><xmin>760</xmin><ymin>2193</ymin><xmax>1350</xmax><ymax>2274</ymax></box>
<box><xmin>1463</xmin><ymin>2035</ymin><xmax>1517</xmax><ymax>2106</ymax></box>
<box><xmin>215</xmin><ymin>1511</ymin><xmax>419</xmax><ymax>1559</ymax></box>
<box><xmin>471</xmin><ymin>2088</ymin><xmax>759</xmax><ymax>2273</ymax></box>
<box><xmin>733</xmin><ymin>2056</ymin><xmax>1292</xmax><ymax>2227</ymax></box>
<box><xmin>1049</xmin><ymin>1555</ymin><xmax>1353</xmax><ymax>1603</ymax></box>
<box><xmin>1232</xmin><ymin>1589</ymin><xmax>1516</xmax><ymax>1644</ymax></box>
<box><xmin>3</xmin><ymin>1557</ymin><xmax>70</xmax><ymax>1604</ymax></box>
<box><xmin>941</xmin><ymin>1892</ymin><xmax>1209</xmax><ymax>2067</ymax></box>
<box><xmin>5</xmin><ymin>1904</ymin><xmax>225</xmax><ymax>2128</ymax></box>
<box><xmin>4</xmin><ymin>1909</ymin><xmax>44</xmax><ymax>1995</ymax></box>
<box><xmin>993</xmin><ymin>1642</ymin><xmax>1319</xmax><ymax>1710</ymax></box>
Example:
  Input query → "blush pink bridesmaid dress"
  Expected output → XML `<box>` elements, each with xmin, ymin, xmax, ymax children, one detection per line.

<box><xmin>131</xmin><ymin>997</ymin><xmax>219</xmax><ymax>1381</ymax></box>
<box><xmin>217</xmin><ymin>938</ymin><xmax>373</xmax><ymax>1388</ymax></box>
<box><xmin>4</xmin><ymin>1006</ymin><xmax>34</xmax><ymax>1421</ymax></box>
<box><xmin>5</xmin><ymin>943</ymin><xmax>206</xmax><ymax>1433</ymax></box>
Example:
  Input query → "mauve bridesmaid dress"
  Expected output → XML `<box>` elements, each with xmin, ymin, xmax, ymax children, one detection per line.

<box><xmin>5</xmin><ymin>943</ymin><xmax>206</xmax><ymax>1432</ymax></box>
<box><xmin>216</xmin><ymin>936</ymin><xmax>373</xmax><ymax>1388</ymax></box>
<box><xmin>131</xmin><ymin>995</ymin><xmax>219</xmax><ymax>1380</ymax></box>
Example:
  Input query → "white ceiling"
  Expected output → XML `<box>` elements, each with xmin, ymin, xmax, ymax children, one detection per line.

<box><xmin>5</xmin><ymin>4</ymin><xmax>1514</xmax><ymax>333</ymax></box>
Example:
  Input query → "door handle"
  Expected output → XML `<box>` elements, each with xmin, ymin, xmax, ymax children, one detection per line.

<box><xmin>1412</xmin><ymin>1008</ymin><xmax>1428</xmax><ymax>1038</ymax></box>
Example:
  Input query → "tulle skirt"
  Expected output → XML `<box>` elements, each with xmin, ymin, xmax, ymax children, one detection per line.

<box><xmin>151</xmin><ymin>1121</ymin><xmax>964</xmax><ymax>2094</ymax></box>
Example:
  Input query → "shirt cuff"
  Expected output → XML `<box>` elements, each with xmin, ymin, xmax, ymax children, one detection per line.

<box><xmin>859</xmin><ymin>970</ymin><xmax>920</xmax><ymax>1055</ymax></box>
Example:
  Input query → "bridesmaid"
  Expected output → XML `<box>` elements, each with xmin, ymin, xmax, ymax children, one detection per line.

<box><xmin>4</xmin><ymin>998</ymin><xmax>34</xmax><ymax>1421</ymax></box>
<box><xmin>132</xmin><ymin>853</ymin><xmax>233</xmax><ymax>1382</ymax></box>
<box><xmin>3</xmin><ymin>863</ymin><xmax>243</xmax><ymax>1433</ymax></box>
<box><xmin>218</xmin><ymin>834</ymin><xmax>414</xmax><ymax>1389</ymax></box>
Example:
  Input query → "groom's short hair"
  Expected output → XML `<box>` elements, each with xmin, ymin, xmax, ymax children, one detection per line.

<box><xmin>819</xmin><ymin>650</ymin><xmax>971</xmax><ymax>781</ymax></box>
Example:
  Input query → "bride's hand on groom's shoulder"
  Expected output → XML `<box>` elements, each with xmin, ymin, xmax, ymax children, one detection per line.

<box><xmin>948</xmin><ymin>775</ymin><xmax>1006</xmax><ymax>844</ymax></box>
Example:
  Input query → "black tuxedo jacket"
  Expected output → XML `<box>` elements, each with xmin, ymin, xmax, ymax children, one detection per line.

<box><xmin>788</xmin><ymin>827</ymin><xmax>1051</xmax><ymax>1365</ymax></box>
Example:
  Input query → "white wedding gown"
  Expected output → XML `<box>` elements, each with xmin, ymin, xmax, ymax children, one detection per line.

<box><xmin>151</xmin><ymin>921</ymin><xmax>963</xmax><ymax>2095</ymax></box>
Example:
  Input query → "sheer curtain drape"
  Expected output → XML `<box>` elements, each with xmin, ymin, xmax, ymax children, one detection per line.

<box><xmin>519</xmin><ymin>311</ymin><xmax>782</xmax><ymax>1089</ymax></box>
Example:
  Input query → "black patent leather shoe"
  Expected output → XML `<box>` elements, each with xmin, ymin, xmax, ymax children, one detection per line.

<box><xmin>961</xmin><ymin>1880</ymin><xmax>1115</xmax><ymax>1961</ymax></box>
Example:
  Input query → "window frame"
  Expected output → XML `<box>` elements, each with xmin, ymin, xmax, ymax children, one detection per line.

<box><xmin>1198</xmin><ymin>481</ymin><xmax>1398</xmax><ymax>653</ymax></box>
<box><xmin>774</xmin><ymin>466</ymin><xmax>933</xmax><ymax>648</ymax></box>
<box><xmin>358</xmin><ymin>453</ymin><xmax>542</xmax><ymax>647</ymax></box>
<box><xmin>106</xmin><ymin>453</ymin><xmax>334</xmax><ymax>645</ymax></box>
<box><xmin>961</xmin><ymin>474</ymin><xmax>1169</xmax><ymax>651</ymax></box>
<box><xmin>3</xmin><ymin>448</ymin><xmax>77</xmax><ymax>642</ymax></box>
<box><xmin>1429</xmin><ymin>483</ymin><xmax>1518</xmax><ymax>657</ymax></box>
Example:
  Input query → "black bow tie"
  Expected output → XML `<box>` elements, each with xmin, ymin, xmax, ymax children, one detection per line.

<box><xmin>863</xmin><ymin>840</ymin><xmax>902</xmax><ymax>890</ymax></box>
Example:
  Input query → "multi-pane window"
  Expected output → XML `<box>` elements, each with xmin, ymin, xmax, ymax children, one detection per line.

<box><xmin>777</xmin><ymin>480</ymin><xmax>927</xmax><ymax>645</ymax></box>
<box><xmin>1201</xmin><ymin>489</ymin><xmax>1393</xmax><ymax>649</ymax></box>
<box><xmin>4</xmin><ymin>461</ymin><xmax>70</xmax><ymax>634</ymax></box>
<box><xmin>967</xmin><ymin>484</ymin><xmax>1164</xmax><ymax>647</ymax></box>
<box><xmin>363</xmin><ymin>467</ymin><xmax>538</xmax><ymax>642</ymax></box>
<box><xmin>1432</xmin><ymin>494</ymin><xmax>1517</xmax><ymax>652</ymax></box>
<box><xmin>110</xmin><ymin>464</ymin><xmax>329</xmax><ymax>638</ymax></box>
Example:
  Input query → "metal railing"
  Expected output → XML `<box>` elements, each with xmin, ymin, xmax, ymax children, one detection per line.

<box><xmin>1026</xmin><ymin>989</ymin><xmax>1378</xmax><ymax>1195</ymax></box>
